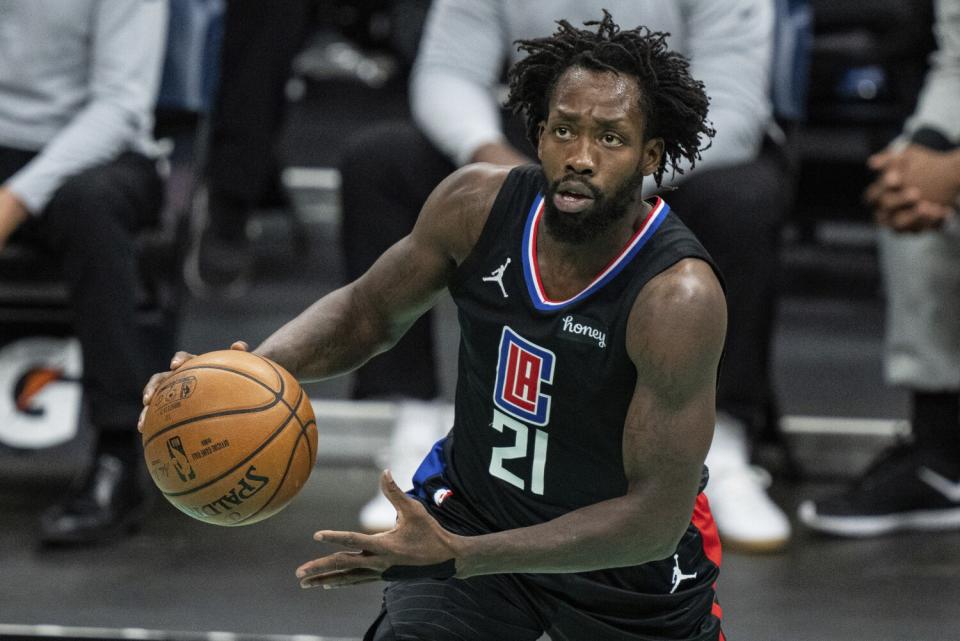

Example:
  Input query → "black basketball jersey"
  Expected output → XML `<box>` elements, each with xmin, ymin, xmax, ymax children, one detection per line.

<box><xmin>442</xmin><ymin>164</ymin><xmax>718</xmax><ymax>531</ymax></box>
<box><xmin>409</xmin><ymin>165</ymin><xmax>726</xmax><ymax>639</ymax></box>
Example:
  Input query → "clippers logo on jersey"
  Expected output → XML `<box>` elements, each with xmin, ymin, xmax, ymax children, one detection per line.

<box><xmin>493</xmin><ymin>327</ymin><xmax>555</xmax><ymax>426</ymax></box>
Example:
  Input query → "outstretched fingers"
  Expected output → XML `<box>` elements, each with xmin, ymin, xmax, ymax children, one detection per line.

<box><xmin>295</xmin><ymin>471</ymin><xmax>459</xmax><ymax>591</ymax></box>
<box><xmin>313</xmin><ymin>529</ymin><xmax>380</xmax><ymax>548</ymax></box>
<box><xmin>380</xmin><ymin>469</ymin><xmax>419</xmax><ymax>516</ymax></box>
<box><xmin>299</xmin><ymin>567</ymin><xmax>383</xmax><ymax>589</ymax></box>
<box><xmin>296</xmin><ymin>546</ymin><xmax>387</xmax><ymax>589</ymax></box>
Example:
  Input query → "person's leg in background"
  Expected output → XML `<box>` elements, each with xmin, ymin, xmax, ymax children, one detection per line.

<box><xmin>798</xmin><ymin>226</ymin><xmax>960</xmax><ymax>536</ymax></box>
<box><xmin>668</xmin><ymin>138</ymin><xmax>792</xmax><ymax>552</ymax></box>
<box><xmin>187</xmin><ymin>0</ymin><xmax>315</xmax><ymax>297</ymax></box>
<box><xmin>28</xmin><ymin>152</ymin><xmax>166</xmax><ymax>544</ymax></box>
<box><xmin>338</xmin><ymin>121</ymin><xmax>457</xmax><ymax>531</ymax></box>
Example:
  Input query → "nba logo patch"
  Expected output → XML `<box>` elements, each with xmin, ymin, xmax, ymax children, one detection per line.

<box><xmin>493</xmin><ymin>326</ymin><xmax>555</xmax><ymax>426</ymax></box>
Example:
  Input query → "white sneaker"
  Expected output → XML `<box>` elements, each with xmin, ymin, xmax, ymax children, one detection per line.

<box><xmin>358</xmin><ymin>491</ymin><xmax>397</xmax><ymax>533</ymax></box>
<box><xmin>704</xmin><ymin>414</ymin><xmax>791</xmax><ymax>553</ymax></box>
<box><xmin>358</xmin><ymin>400</ymin><xmax>453</xmax><ymax>532</ymax></box>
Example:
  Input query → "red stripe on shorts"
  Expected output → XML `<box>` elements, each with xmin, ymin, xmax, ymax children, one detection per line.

<box><xmin>692</xmin><ymin>492</ymin><xmax>722</xmax><ymax>568</ymax></box>
<box><xmin>693</xmin><ymin>491</ymin><xmax>725</xmax><ymax>636</ymax></box>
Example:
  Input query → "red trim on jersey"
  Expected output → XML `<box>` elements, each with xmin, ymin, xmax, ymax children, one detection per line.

<box><xmin>693</xmin><ymin>492</ymin><xmax>722</xmax><ymax>568</ymax></box>
<box><xmin>528</xmin><ymin>196</ymin><xmax>665</xmax><ymax>305</ymax></box>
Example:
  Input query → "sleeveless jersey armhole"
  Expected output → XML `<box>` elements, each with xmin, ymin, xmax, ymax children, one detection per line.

<box><xmin>452</xmin><ymin>164</ymin><xmax>543</xmax><ymax>292</ymax></box>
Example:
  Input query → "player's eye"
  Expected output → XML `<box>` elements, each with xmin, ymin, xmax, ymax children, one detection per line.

<box><xmin>554</xmin><ymin>126</ymin><xmax>572</xmax><ymax>139</ymax></box>
<box><xmin>602</xmin><ymin>133</ymin><xmax>624</xmax><ymax>147</ymax></box>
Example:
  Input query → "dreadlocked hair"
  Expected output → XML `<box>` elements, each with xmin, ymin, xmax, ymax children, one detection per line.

<box><xmin>506</xmin><ymin>11</ymin><xmax>715</xmax><ymax>186</ymax></box>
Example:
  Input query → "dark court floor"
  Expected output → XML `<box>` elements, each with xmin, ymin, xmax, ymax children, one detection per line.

<box><xmin>3</xmin><ymin>76</ymin><xmax>960</xmax><ymax>641</ymax></box>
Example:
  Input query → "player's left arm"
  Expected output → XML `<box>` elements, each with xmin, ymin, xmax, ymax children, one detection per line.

<box><xmin>295</xmin><ymin>258</ymin><xmax>726</xmax><ymax>586</ymax></box>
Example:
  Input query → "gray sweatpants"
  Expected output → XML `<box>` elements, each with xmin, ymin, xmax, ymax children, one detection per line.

<box><xmin>880</xmin><ymin>223</ymin><xmax>960</xmax><ymax>390</ymax></box>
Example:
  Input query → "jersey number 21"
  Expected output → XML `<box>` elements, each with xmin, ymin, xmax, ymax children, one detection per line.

<box><xmin>491</xmin><ymin>327</ymin><xmax>554</xmax><ymax>495</ymax></box>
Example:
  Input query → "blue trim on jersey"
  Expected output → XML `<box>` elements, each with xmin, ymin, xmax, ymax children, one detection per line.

<box><xmin>522</xmin><ymin>195</ymin><xmax>671</xmax><ymax>312</ymax></box>
<box><xmin>409</xmin><ymin>437</ymin><xmax>449</xmax><ymax>500</ymax></box>
<box><xmin>520</xmin><ymin>195</ymin><xmax>544</xmax><ymax>307</ymax></box>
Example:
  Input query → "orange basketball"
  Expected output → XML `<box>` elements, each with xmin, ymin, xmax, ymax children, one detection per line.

<box><xmin>141</xmin><ymin>349</ymin><xmax>318</xmax><ymax>526</ymax></box>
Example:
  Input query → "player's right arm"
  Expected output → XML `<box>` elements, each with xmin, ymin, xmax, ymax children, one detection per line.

<box><xmin>254</xmin><ymin>164</ymin><xmax>504</xmax><ymax>379</ymax></box>
<box><xmin>140</xmin><ymin>164</ymin><xmax>508</xmax><ymax>423</ymax></box>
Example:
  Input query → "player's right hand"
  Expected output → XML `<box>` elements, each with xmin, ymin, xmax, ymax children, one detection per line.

<box><xmin>137</xmin><ymin>341</ymin><xmax>249</xmax><ymax>432</ymax></box>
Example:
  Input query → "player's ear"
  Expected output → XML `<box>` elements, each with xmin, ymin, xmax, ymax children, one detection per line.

<box><xmin>536</xmin><ymin>121</ymin><xmax>546</xmax><ymax>160</ymax></box>
<box><xmin>641</xmin><ymin>137</ymin><xmax>664</xmax><ymax>176</ymax></box>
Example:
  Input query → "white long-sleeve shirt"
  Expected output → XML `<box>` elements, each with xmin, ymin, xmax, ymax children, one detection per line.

<box><xmin>0</xmin><ymin>0</ymin><xmax>168</xmax><ymax>213</ymax></box>
<box><xmin>410</xmin><ymin>0</ymin><xmax>774</xmax><ymax>188</ymax></box>
<box><xmin>903</xmin><ymin>0</ymin><xmax>960</xmax><ymax>141</ymax></box>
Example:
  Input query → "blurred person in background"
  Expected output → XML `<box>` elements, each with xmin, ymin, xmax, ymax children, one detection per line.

<box><xmin>339</xmin><ymin>0</ymin><xmax>794</xmax><ymax>552</ymax></box>
<box><xmin>184</xmin><ymin>0</ymin><xmax>316</xmax><ymax>298</ymax></box>
<box><xmin>0</xmin><ymin>0</ymin><xmax>168</xmax><ymax>544</ymax></box>
<box><xmin>799</xmin><ymin>0</ymin><xmax>960</xmax><ymax>537</ymax></box>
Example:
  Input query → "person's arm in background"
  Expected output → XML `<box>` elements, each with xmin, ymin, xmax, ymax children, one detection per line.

<box><xmin>902</xmin><ymin>0</ymin><xmax>960</xmax><ymax>145</ymax></box>
<box><xmin>411</xmin><ymin>0</ymin><xmax>774</xmax><ymax>174</ymax></box>
<box><xmin>410</xmin><ymin>0</ymin><xmax>530</xmax><ymax>167</ymax></box>
<box><xmin>659</xmin><ymin>0</ymin><xmax>774</xmax><ymax>189</ymax></box>
<box><xmin>867</xmin><ymin>0</ymin><xmax>960</xmax><ymax>232</ymax></box>
<box><xmin>3</xmin><ymin>1</ymin><xmax>168</xmax><ymax>219</ymax></box>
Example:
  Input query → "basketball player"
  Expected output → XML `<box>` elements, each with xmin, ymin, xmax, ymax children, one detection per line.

<box><xmin>143</xmin><ymin>14</ymin><xmax>727</xmax><ymax>640</ymax></box>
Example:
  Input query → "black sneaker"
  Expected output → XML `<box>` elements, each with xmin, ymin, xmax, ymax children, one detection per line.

<box><xmin>39</xmin><ymin>453</ymin><xmax>151</xmax><ymax>545</ymax></box>
<box><xmin>798</xmin><ymin>444</ymin><xmax>960</xmax><ymax>537</ymax></box>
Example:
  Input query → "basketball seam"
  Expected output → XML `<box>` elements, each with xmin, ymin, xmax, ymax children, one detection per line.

<box><xmin>143</xmin><ymin>364</ymin><xmax>285</xmax><ymax>450</ymax></box>
<box><xmin>231</xmin><ymin>356</ymin><xmax>317</xmax><ymax>524</ymax></box>
<box><xmin>160</xmin><ymin>381</ymin><xmax>294</xmax><ymax>497</ymax></box>
<box><xmin>176</xmin><ymin>360</ymin><xmax>282</xmax><ymax>390</ymax></box>
<box><xmin>159</xmin><ymin>393</ymin><xmax>296</xmax><ymax>499</ymax></box>
<box><xmin>150</xmin><ymin>353</ymin><xmax>318</xmax><ymax>524</ymax></box>
<box><xmin>260</xmin><ymin>355</ymin><xmax>317</xmax><ymax>465</ymax></box>
<box><xmin>235</xmin><ymin>389</ymin><xmax>316</xmax><ymax>524</ymax></box>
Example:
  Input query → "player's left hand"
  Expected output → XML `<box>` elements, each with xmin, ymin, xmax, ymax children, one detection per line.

<box><xmin>296</xmin><ymin>470</ymin><xmax>463</xmax><ymax>589</ymax></box>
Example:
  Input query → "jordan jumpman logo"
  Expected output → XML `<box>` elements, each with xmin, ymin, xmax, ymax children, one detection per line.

<box><xmin>483</xmin><ymin>258</ymin><xmax>511</xmax><ymax>298</ymax></box>
<box><xmin>670</xmin><ymin>554</ymin><xmax>698</xmax><ymax>593</ymax></box>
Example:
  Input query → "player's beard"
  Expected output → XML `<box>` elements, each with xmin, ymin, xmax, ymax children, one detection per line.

<box><xmin>542</xmin><ymin>171</ymin><xmax>645</xmax><ymax>244</ymax></box>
